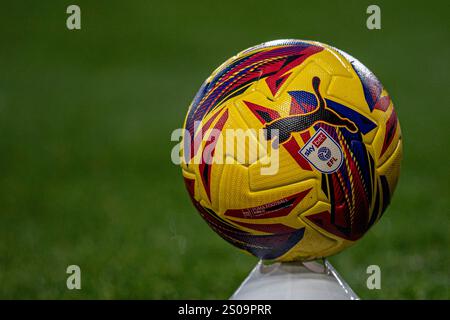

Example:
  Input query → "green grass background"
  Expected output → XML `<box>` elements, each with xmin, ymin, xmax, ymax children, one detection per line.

<box><xmin>0</xmin><ymin>0</ymin><xmax>448</xmax><ymax>299</ymax></box>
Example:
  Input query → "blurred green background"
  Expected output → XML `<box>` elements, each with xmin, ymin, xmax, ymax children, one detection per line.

<box><xmin>0</xmin><ymin>0</ymin><xmax>448</xmax><ymax>299</ymax></box>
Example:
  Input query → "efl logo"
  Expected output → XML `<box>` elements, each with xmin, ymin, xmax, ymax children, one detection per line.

<box><xmin>299</xmin><ymin>128</ymin><xmax>343</xmax><ymax>174</ymax></box>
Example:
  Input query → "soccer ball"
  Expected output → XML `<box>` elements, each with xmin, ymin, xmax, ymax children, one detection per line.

<box><xmin>180</xmin><ymin>40</ymin><xmax>402</xmax><ymax>261</ymax></box>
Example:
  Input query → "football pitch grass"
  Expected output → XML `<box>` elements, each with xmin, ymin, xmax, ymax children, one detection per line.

<box><xmin>0</xmin><ymin>0</ymin><xmax>448</xmax><ymax>299</ymax></box>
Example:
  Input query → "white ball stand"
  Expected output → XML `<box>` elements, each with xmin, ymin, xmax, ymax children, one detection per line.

<box><xmin>230</xmin><ymin>259</ymin><xmax>359</xmax><ymax>300</ymax></box>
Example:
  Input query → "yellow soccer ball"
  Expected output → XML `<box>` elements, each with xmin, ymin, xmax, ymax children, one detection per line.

<box><xmin>181</xmin><ymin>40</ymin><xmax>402</xmax><ymax>261</ymax></box>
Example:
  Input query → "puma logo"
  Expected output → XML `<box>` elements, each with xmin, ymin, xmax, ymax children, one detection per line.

<box><xmin>265</xmin><ymin>77</ymin><xmax>357</xmax><ymax>144</ymax></box>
